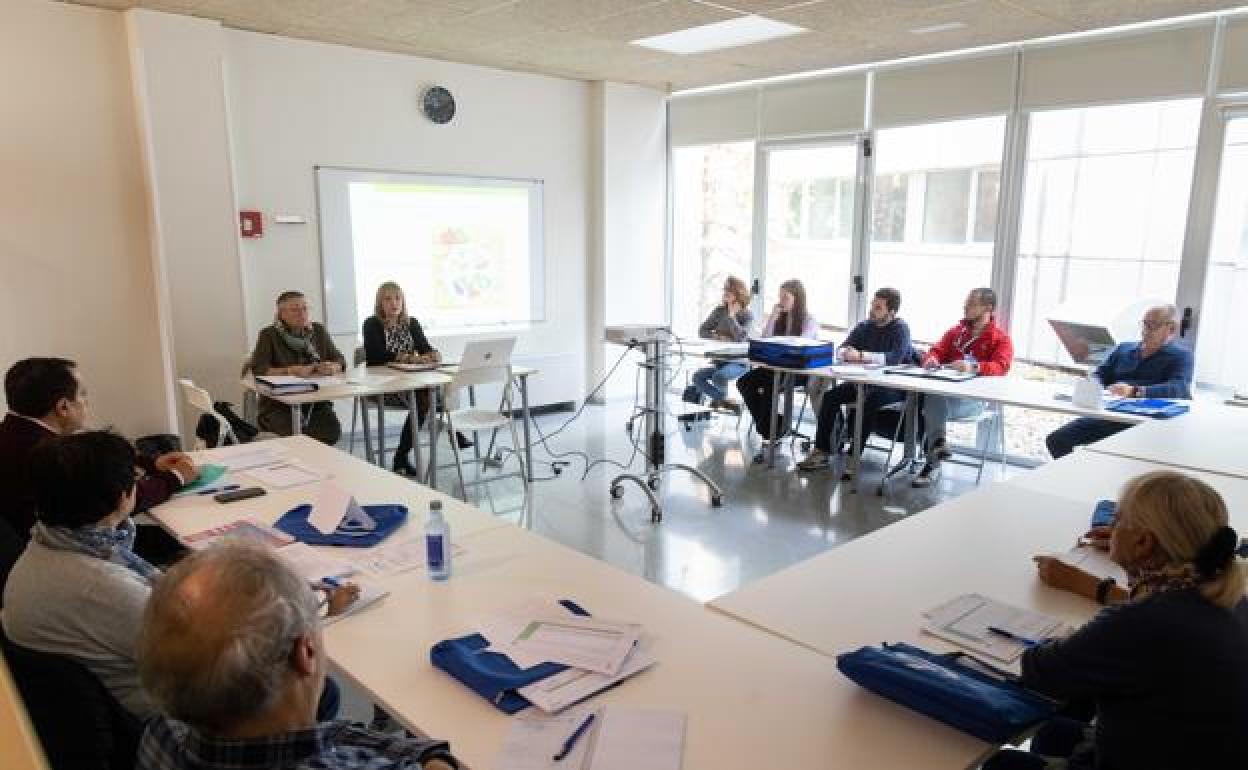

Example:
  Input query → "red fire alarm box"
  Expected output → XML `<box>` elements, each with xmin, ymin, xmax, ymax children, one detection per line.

<box><xmin>239</xmin><ymin>210</ymin><xmax>263</xmax><ymax>238</ymax></box>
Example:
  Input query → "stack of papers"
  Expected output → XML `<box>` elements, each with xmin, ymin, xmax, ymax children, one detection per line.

<box><xmin>923</xmin><ymin>593</ymin><xmax>1067</xmax><ymax>664</ymax></box>
<box><xmin>476</xmin><ymin>598</ymin><xmax>656</xmax><ymax>713</ymax></box>
<box><xmin>198</xmin><ymin>444</ymin><xmax>291</xmax><ymax>471</ymax></box>
<box><xmin>183</xmin><ymin>518</ymin><xmax>294</xmax><ymax>550</ymax></box>
<box><xmin>255</xmin><ymin>375</ymin><xmax>319</xmax><ymax>395</ymax></box>
<box><xmin>497</xmin><ymin>706</ymin><xmax>685</xmax><ymax>770</ymax></box>
<box><xmin>1057</xmin><ymin>545</ymin><xmax>1127</xmax><ymax>584</ymax></box>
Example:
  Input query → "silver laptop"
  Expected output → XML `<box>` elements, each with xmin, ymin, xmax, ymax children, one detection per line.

<box><xmin>1048</xmin><ymin>320</ymin><xmax>1116</xmax><ymax>365</ymax></box>
<box><xmin>458</xmin><ymin>337</ymin><xmax>516</xmax><ymax>370</ymax></box>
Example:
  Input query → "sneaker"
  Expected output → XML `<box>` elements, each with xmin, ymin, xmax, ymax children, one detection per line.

<box><xmin>912</xmin><ymin>461</ymin><xmax>941</xmax><ymax>488</ymax></box>
<box><xmin>840</xmin><ymin>467</ymin><xmax>854</xmax><ymax>482</ymax></box>
<box><xmin>796</xmin><ymin>449</ymin><xmax>832</xmax><ymax>472</ymax></box>
<box><xmin>455</xmin><ymin>432</ymin><xmax>474</xmax><ymax>450</ymax></box>
<box><xmin>391</xmin><ymin>455</ymin><xmax>416</xmax><ymax>477</ymax></box>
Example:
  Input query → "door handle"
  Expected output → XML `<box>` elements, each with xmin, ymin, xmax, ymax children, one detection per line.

<box><xmin>1180</xmin><ymin>306</ymin><xmax>1193</xmax><ymax>338</ymax></box>
<box><xmin>852</xmin><ymin>274</ymin><xmax>864</xmax><ymax>293</ymax></box>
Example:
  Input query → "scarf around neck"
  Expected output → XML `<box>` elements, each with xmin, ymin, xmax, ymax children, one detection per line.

<box><xmin>1128</xmin><ymin>562</ymin><xmax>1202</xmax><ymax>600</ymax></box>
<box><xmin>34</xmin><ymin>518</ymin><xmax>161</xmax><ymax>582</ymax></box>
<box><xmin>274</xmin><ymin>321</ymin><xmax>321</xmax><ymax>362</ymax></box>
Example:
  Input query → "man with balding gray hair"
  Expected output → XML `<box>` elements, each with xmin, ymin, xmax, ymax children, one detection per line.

<box><xmin>135</xmin><ymin>541</ymin><xmax>459</xmax><ymax>770</ymax></box>
<box><xmin>1046</xmin><ymin>303</ymin><xmax>1193</xmax><ymax>459</ymax></box>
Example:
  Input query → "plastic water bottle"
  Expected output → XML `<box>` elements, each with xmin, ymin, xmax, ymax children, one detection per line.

<box><xmin>425</xmin><ymin>500</ymin><xmax>451</xmax><ymax>581</ymax></box>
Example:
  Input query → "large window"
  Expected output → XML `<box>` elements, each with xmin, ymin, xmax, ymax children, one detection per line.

<box><xmin>1195</xmin><ymin>115</ymin><xmax>1248</xmax><ymax>391</ymax></box>
<box><xmin>867</xmin><ymin>116</ymin><xmax>1005</xmax><ymax>341</ymax></box>
<box><xmin>762</xmin><ymin>143</ymin><xmax>859</xmax><ymax>328</ymax></box>
<box><xmin>671</xmin><ymin>142</ymin><xmax>755</xmax><ymax>337</ymax></box>
<box><xmin>1013</xmin><ymin>99</ymin><xmax>1201</xmax><ymax>364</ymax></box>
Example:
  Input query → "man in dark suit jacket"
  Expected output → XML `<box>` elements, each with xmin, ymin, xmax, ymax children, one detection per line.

<box><xmin>0</xmin><ymin>358</ymin><xmax>193</xmax><ymax>563</ymax></box>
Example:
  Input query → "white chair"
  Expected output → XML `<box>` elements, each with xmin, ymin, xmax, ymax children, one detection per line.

<box><xmin>178</xmin><ymin>378</ymin><xmax>238</xmax><ymax>449</ymax></box>
<box><xmin>436</xmin><ymin>363</ymin><xmax>528</xmax><ymax>501</ymax></box>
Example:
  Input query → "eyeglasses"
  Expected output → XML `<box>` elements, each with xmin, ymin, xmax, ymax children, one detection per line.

<box><xmin>1139</xmin><ymin>320</ymin><xmax>1170</xmax><ymax>331</ymax></box>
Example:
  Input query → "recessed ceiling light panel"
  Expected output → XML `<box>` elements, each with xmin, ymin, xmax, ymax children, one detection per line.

<box><xmin>910</xmin><ymin>21</ymin><xmax>968</xmax><ymax>35</ymax></box>
<box><xmin>632</xmin><ymin>14</ymin><xmax>807</xmax><ymax>55</ymax></box>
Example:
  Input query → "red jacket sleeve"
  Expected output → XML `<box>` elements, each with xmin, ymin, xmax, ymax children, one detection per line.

<box><xmin>977</xmin><ymin>330</ymin><xmax>1014</xmax><ymax>376</ymax></box>
<box><xmin>923</xmin><ymin>326</ymin><xmax>958</xmax><ymax>366</ymax></box>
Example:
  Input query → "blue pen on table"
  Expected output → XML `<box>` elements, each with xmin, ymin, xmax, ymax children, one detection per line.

<box><xmin>197</xmin><ymin>484</ymin><xmax>240</xmax><ymax>496</ymax></box>
<box><xmin>986</xmin><ymin>626</ymin><xmax>1049</xmax><ymax>647</ymax></box>
<box><xmin>552</xmin><ymin>713</ymin><xmax>596</xmax><ymax>762</ymax></box>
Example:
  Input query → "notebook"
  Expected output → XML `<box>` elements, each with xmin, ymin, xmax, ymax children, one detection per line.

<box><xmin>884</xmin><ymin>364</ymin><xmax>976</xmax><ymax>382</ymax></box>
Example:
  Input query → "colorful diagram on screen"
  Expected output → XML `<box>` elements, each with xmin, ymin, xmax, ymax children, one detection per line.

<box><xmin>431</xmin><ymin>226</ymin><xmax>506</xmax><ymax>310</ymax></box>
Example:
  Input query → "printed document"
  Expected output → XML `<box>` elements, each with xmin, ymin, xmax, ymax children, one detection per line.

<box><xmin>497</xmin><ymin>706</ymin><xmax>684</xmax><ymax>770</ymax></box>
<box><xmin>923</xmin><ymin>593</ymin><xmax>1066</xmax><ymax>663</ymax></box>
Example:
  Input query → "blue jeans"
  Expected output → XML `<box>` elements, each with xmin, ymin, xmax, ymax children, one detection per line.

<box><xmin>1046</xmin><ymin>417</ymin><xmax>1130</xmax><ymax>459</ymax></box>
<box><xmin>692</xmin><ymin>362</ymin><xmax>748</xmax><ymax>401</ymax></box>
<box><xmin>921</xmin><ymin>395</ymin><xmax>983</xmax><ymax>447</ymax></box>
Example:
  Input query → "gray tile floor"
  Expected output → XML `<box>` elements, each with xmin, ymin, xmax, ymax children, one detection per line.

<box><xmin>349</xmin><ymin>395</ymin><xmax>1022</xmax><ymax>604</ymax></box>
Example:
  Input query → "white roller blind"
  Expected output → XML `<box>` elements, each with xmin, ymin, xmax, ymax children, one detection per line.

<box><xmin>873</xmin><ymin>54</ymin><xmax>1014</xmax><ymax>127</ymax></box>
<box><xmin>1219</xmin><ymin>18</ymin><xmax>1248</xmax><ymax>94</ymax></box>
<box><xmin>1021</xmin><ymin>24</ymin><xmax>1214</xmax><ymax>109</ymax></box>
<box><xmin>759</xmin><ymin>73</ymin><xmax>867</xmax><ymax>138</ymax></box>
<box><xmin>669</xmin><ymin>88</ymin><xmax>758</xmax><ymax>146</ymax></box>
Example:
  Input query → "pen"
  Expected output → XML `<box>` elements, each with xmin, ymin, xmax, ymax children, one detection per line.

<box><xmin>552</xmin><ymin>713</ymin><xmax>595</xmax><ymax>762</ymax></box>
<box><xmin>986</xmin><ymin>626</ymin><xmax>1048</xmax><ymax>647</ymax></box>
<box><xmin>197</xmin><ymin>484</ymin><xmax>240</xmax><ymax>496</ymax></box>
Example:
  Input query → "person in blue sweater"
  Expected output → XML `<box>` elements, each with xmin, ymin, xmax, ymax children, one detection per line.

<box><xmin>983</xmin><ymin>471</ymin><xmax>1248</xmax><ymax>769</ymax></box>
<box><xmin>1045</xmin><ymin>304</ymin><xmax>1193</xmax><ymax>459</ymax></box>
<box><xmin>797</xmin><ymin>288</ymin><xmax>912</xmax><ymax>476</ymax></box>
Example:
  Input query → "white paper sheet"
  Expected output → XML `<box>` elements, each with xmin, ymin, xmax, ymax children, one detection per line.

<box><xmin>923</xmin><ymin>593</ymin><xmax>1065</xmax><ymax>663</ymax></box>
<box><xmin>589</xmin><ymin>707</ymin><xmax>685</xmax><ymax>770</ymax></box>
<box><xmin>196</xmin><ymin>444</ymin><xmax>290</xmax><ymax>471</ymax></box>
<box><xmin>511</xmin><ymin>616</ymin><xmax>641</xmax><ymax>675</ymax></box>
<box><xmin>1057</xmin><ymin>546</ymin><xmax>1127</xmax><ymax>583</ymax></box>
<box><xmin>518</xmin><ymin>645</ymin><xmax>656</xmax><ymax>714</ymax></box>
<box><xmin>245</xmin><ymin>460</ymin><xmax>328</xmax><ymax>489</ymax></box>
<box><xmin>310</xmin><ymin>482</ymin><xmax>364</xmax><ymax>535</ymax></box>
<box><xmin>354</xmin><ymin>537</ymin><xmax>465</xmax><ymax>577</ymax></box>
<box><xmin>277</xmin><ymin>542</ymin><xmax>358</xmax><ymax>583</ymax></box>
<box><xmin>495</xmin><ymin>711</ymin><xmax>595</xmax><ymax>770</ymax></box>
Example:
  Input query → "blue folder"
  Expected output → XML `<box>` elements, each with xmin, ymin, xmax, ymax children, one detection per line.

<box><xmin>273</xmin><ymin>503</ymin><xmax>407</xmax><ymax>547</ymax></box>
<box><xmin>837</xmin><ymin>643</ymin><xmax>1058</xmax><ymax>743</ymax></box>
<box><xmin>1105</xmin><ymin>398</ymin><xmax>1189</xmax><ymax>418</ymax></box>
<box><xmin>431</xmin><ymin>600</ymin><xmax>589</xmax><ymax>714</ymax></box>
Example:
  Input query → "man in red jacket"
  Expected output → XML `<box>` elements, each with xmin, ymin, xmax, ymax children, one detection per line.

<box><xmin>913</xmin><ymin>288</ymin><xmax>1013</xmax><ymax>488</ymax></box>
<box><xmin>0</xmin><ymin>357</ymin><xmax>196</xmax><ymax>562</ymax></box>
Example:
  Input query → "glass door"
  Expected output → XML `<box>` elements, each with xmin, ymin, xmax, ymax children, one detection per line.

<box><xmin>1193</xmin><ymin>112</ymin><xmax>1248</xmax><ymax>393</ymax></box>
<box><xmin>757</xmin><ymin>139</ymin><xmax>866</xmax><ymax>330</ymax></box>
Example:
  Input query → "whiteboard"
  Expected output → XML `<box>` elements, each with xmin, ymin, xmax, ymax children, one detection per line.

<box><xmin>316</xmin><ymin>166</ymin><xmax>545</xmax><ymax>336</ymax></box>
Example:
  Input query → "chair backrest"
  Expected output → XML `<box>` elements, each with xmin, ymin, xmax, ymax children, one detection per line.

<box><xmin>445</xmin><ymin>365</ymin><xmax>515</xmax><ymax>412</ymax></box>
<box><xmin>1</xmin><ymin>630</ymin><xmax>140</xmax><ymax>770</ymax></box>
<box><xmin>177</xmin><ymin>379</ymin><xmax>235</xmax><ymax>447</ymax></box>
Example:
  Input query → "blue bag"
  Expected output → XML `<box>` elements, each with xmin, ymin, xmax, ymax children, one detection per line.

<box><xmin>272</xmin><ymin>503</ymin><xmax>407</xmax><ymax>547</ymax></box>
<box><xmin>837</xmin><ymin>643</ymin><xmax>1058</xmax><ymax>743</ymax></box>
<box><xmin>1105</xmin><ymin>398</ymin><xmax>1189</xmax><ymax>418</ymax></box>
<box><xmin>748</xmin><ymin>336</ymin><xmax>837</xmax><ymax>369</ymax></box>
<box><xmin>430</xmin><ymin>600</ymin><xmax>589</xmax><ymax>714</ymax></box>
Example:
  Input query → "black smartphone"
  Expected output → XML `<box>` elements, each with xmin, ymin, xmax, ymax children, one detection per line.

<box><xmin>214</xmin><ymin>487</ymin><xmax>267</xmax><ymax>504</ymax></box>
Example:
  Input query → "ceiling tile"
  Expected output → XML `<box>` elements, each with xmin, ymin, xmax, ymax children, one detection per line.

<box><xmin>582</xmin><ymin>0</ymin><xmax>743</xmax><ymax>43</ymax></box>
<box><xmin>691</xmin><ymin>0</ymin><xmax>821</xmax><ymax>12</ymax></box>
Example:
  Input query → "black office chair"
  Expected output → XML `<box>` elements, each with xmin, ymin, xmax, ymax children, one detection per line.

<box><xmin>1</xmin><ymin>628</ymin><xmax>141</xmax><ymax>770</ymax></box>
<box><xmin>0</xmin><ymin>518</ymin><xmax>25</xmax><ymax>607</ymax></box>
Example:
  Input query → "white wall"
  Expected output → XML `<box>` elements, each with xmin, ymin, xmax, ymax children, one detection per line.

<box><xmin>223</xmin><ymin>30</ymin><xmax>592</xmax><ymax>406</ymax></box>
<box><xmin>126</xmin><ymin>10</ymin><xmax>249</xmax><ymax>438</ymax></box>
<box><xmin>0</xmin><ymin>0</ymin><xmax>173</xmax><ymax>438</ymax></box>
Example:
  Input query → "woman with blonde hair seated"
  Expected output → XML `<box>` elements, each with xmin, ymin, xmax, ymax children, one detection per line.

<box><xmin>362</xmin><ymin>281</ymin><xmax>468</xmax><ymax>475</ymax></box>
<box><xmin>983</xmin><ymin>470</ymin><xmax>1248</xmax><ymax>769</ymax></box>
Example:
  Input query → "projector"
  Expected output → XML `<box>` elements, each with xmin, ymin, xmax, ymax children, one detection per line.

<box><xmin>605</xmin><ymin>324</ymin><xmax>670</xmax><ymax>346</ymax></box>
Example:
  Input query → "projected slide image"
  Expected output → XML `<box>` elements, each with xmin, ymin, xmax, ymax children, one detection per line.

<box><xmin>346</xmin><ymin>181</ymin><xmax>535</xmax><ymax>330</ymax></box>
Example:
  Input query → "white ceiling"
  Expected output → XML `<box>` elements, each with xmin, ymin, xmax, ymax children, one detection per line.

<box><xmin>65</xmin><ymin>0</ymin><xmax>1246</xmax><ymax>91</ymax></box>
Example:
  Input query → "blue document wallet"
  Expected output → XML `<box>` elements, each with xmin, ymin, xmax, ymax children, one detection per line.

<box><xmin>748</xmin><ymin>336</ymin><xmax>837</xmax><ymax>369</ymax></box>
<box><xmin>431</xmin><ymin>599</ymin><xmax>590</xmax><ymax>714</ymax></box>
<box><xmin>837</xmin><ymin>643</ymin><xmax>1058</xmax><ymax>743</ymax></box>
<box><xmin>1105</xmin><ymin>398</ymin><xmax>1189</xmax><ymax>418</ymax></box>
<box><xmin>273</xmin><ymin>503</ymin><xmax>407</xmax><ymax>547</ymax></box>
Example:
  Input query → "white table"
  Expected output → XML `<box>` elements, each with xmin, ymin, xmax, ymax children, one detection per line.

<box><xmin>149</xmin><ymin>436</ymin><xmax>508</xmax><ymax>543</ymax></box>
<box><xmin>708</xmin><ymin>481</ymin><xmax>1110</xmax><ymax>660</ymax></box>
<box><xmin>323</xmin><ymin>521</ymin><xmax>992</xmax><ymax>770</ymax></box>
<box><xmin>1006</xmin><ymin>450</ymin><xmax>1248</xmax><ymax>529</ymax></box>
<box><xmin>243</xmin><ymin>368</ymin><xmax>450</xmax><ymax>484</ymax></box>
<box><xmin>1083</xmin><ymin>405</ymin><xmax>1248</xmax><ymax>480</ymax></box>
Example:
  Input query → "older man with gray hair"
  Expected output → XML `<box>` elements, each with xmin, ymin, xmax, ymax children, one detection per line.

<box><xmin>135</xmin><ymin>541</ymin><xmax>459</xmax><ymax>770</ymax></box>
<box><xmin>1046</xmin><ymin>303</ymin><xmax>1193</xmax><ymax>459</ymax></box>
